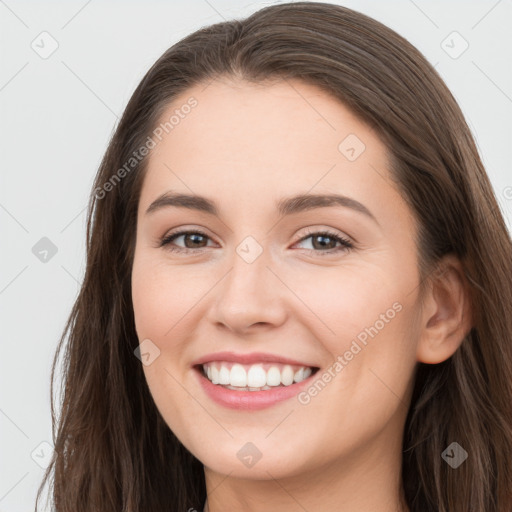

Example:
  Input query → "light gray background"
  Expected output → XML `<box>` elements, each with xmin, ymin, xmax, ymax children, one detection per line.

<box><xmin>1</xmin><ymin>1</ymin><xmax>511</xmax><ymax>510</ymax></box>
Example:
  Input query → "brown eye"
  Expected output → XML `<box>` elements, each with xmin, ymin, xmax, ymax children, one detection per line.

<box><xmin>160</xmin><ymin>230</ymin><xmax>212</xmax><ymax>252</ymax></box>
<box><xmin>180</xmin><ymin>232</ymin><xmax>208</xmax><ymax>248</ymax></box>
<box><xmin>310</xmin><ymin>234</ymin><xmax>338</xmax><ymax>250</ymax></box>
<box><xmin>294</xmin><ymin>230</ymin><xmax>354</xmax><ymax>255</ymax></box>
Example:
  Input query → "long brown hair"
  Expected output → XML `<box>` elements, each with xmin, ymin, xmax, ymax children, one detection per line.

<box><xmin>35</xmin><ymin>2</ymin><xmax>512</xmax><ymax>511</ymax></box>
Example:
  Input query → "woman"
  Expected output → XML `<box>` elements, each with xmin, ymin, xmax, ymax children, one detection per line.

<box><xmin>35</xmin><ymin>2</ymin><xmax>512</xmax><ymax>511</ymax></box>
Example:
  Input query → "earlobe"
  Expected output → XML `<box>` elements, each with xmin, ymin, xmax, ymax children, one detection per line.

<box><xmin>416</xmin><ymin>255</ymin><xmax>473</xmax><ymax>364</ymax></box>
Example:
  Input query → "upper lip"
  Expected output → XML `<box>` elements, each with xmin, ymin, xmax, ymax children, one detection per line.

<box><xmin>191</xmin><ymin>351</ymin><xmax>318</xmax><ymax>368</ymax></box>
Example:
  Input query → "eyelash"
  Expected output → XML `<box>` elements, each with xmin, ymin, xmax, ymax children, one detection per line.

<box><xmin>159</xmin><ymin>228</ymin><xmax>354</xmax><ymax>256</ymax></box>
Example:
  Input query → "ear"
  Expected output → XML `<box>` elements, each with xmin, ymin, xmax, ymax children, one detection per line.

<box><xmin>416</xmin><ymin>254</ymin><xmax>473</xmax><ymax>364</ymax></box>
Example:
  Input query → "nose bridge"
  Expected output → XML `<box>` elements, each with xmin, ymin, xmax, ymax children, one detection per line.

<box><xmin>223</xmin><ymin>237</ymin><xmax>273</xmax><ymax>302</ymax></box>
<box><xmin>209</xmin><ymin>235</ymin><xmax>287</xmax><ymax>330</ymax></box>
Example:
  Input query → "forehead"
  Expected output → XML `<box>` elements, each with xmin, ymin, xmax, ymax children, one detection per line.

<box><xmin>153</xmin><ymin>76</ymin><xmax>385</xmax><ymax>165</ymax></box>
<box><xmin>138</xmin><ymin>77</ymin><xmax>403</xmax><ymax>224</ymax></box>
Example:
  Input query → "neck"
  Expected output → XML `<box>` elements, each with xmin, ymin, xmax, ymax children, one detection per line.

<box><xmin>203</xmin><ymin>424</ymin><xmax>409</xmax><ymax>512</ymax></box>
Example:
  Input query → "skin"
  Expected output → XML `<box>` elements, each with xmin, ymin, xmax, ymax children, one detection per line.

<box><xmin>131</xmin><ymin>76</ymin><xmax>472</xmax><ymax>512</ymax></box>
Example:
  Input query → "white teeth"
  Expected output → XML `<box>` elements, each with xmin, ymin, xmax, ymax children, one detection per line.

<box><xmin>281</xmin><ymin>365</ymin><xmax>294</xmax><ymax>386</ymax></box>
<box><xmin>218</xmin><ymin>366</ymin><xmax>230</xmax><ymax>385</ymax></box>
<box><xmin>293</xmin><ymin>367</ymin><xmax>304</xmax><ymax>383</ymax></box>
<box><xmin>266</xmin><ymin>366</ymin><xmax>281</xmax><ymax>386</ymax></box>
<box><xmin>230</xmin><ymin>364</ymin><xmax>247</xmax><ymax>387</ymax></box>
<box><xmin>225</xmin><ymin>384</ymin><xmax>273</xmax><ymax>391</ymax></box>
<box><xmin>247</xmin><ymin>365</ymin><xmax>267</xmax><ymax>387</ymax></box>
<box><xmin>202</xmin><ymin>362</ymin><xmax>315</xmax><ymax>388</ymax></box>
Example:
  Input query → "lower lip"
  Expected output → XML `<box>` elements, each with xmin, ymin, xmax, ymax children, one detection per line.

<box><xmin>194</xmin><ymin>367</ymin><xmax>317</xmax><ymax>411</ymax></box>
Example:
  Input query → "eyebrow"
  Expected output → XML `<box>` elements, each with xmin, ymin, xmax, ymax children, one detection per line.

<box><xmin>145</xmin><ymin>191</ymin><xmax>379</xmax><ymax>225</ymax></box>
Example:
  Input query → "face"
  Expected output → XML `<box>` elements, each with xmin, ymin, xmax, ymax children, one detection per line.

<box><xmin>131</xmin><ymin>77</ymin><xmax>422</xmax><ymax>481</ymax></box>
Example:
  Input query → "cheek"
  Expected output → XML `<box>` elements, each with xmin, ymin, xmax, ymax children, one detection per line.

<box><xmin>131</xmin><ymin>256</ymin><xmax>200</xmax><ymax>439</ymax></box>
<box><xmin>289</xmin><ymin>259</ymin><xmax>419</xmax><ymax>404</ymax></box>
<box><xmin>286</xmin><ymin>260</ymin><xmax>410</xmax><ymax>346</ymax></box>
<box><xmin>131</xmin><ymin>253</ymin><xmax>201</xmax><ymax>341</ymax></box>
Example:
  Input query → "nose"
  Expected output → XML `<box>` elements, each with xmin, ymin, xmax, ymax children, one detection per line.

<box><xmin>206</xmin><ymin>244</ymin><xmax>288</xmax><ymax>335</ymax></box>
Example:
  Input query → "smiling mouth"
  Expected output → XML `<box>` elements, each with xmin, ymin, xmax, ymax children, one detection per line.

<box><xmin>194</xmin><ymin>362</ymin><xmax>320</xmax><ymax>391</ymax></box>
